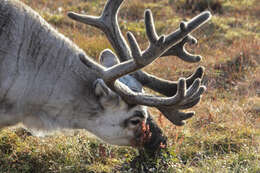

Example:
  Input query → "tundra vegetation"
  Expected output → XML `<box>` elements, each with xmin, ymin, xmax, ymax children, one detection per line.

<box><xmin>0</xmin><ymin>0</ymin><xmax>259</xmax><ymax>172</ymax></box>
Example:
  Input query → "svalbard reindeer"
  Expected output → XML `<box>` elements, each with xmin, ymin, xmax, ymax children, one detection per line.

<box><xmin>0</xmin><ymin>0</ymin><xmax>211</xmax><ymax>147</ymax></box>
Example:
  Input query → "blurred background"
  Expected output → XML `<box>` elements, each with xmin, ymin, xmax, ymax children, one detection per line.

<box><xmin>0</xmin><ymin>0</ymin><xmax>259</xmax><ymax>172</ymax></box>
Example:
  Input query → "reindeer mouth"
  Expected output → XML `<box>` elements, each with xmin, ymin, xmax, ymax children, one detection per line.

<box><xmin>132</xmin><ymin>116</ymin><xmax>167</xmax><ymax>153</ymax></box>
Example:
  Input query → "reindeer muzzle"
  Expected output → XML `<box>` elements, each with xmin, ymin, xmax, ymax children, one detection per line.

<box><xmin>132</xmin><ymin>115</ymin><xmax>167</xmax><ymax>154</ymax></box>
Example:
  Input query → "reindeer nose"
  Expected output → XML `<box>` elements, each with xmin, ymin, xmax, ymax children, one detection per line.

<box><xmin>132</xmin><ymin>116</ymin><xmax>167</xmax><ymax>152</ymax></box>
<box><xmin>142</xmin><ymin>117</ymin><xmax>167</xmax><ymax>154</ymax></box>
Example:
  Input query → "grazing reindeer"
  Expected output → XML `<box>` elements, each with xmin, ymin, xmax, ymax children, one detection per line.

<box><xmin>0</xmin><ymin>0</ymin><xmax>211</xmax><ymax>147</ymax></box>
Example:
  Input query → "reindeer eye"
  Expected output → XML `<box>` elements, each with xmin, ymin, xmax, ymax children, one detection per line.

<box><xmin>125</xmin><ymin>111</ymin><xmax>145</xmax><ymax>127</ymax></box>
<box><xmin>130</xmin><ymin>119</ymin><xmax>141</xmax><ymax>125</ymax></box>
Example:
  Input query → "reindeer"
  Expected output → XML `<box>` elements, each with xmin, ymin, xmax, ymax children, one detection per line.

<box><xmin>0</xmin><ymin>0</ymin><xmax>211</xmax><ymax>147</ymax></box>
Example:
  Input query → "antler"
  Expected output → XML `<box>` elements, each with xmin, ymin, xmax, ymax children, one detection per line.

<box><xmin>68</xmin><ymin>0</ymin><xmax>208</xmax><ymax>97</ymax></box>
<box><xmin>68</xmin><ymin>0</ymin><xmax>211</xmax><ymax>125</ymax></box>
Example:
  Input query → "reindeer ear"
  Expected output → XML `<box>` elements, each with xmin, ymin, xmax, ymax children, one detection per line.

<box><xmin>94</xmin><ymin>79</ymin><xmax>111</xmax><ymax>97</ymax></box>
<box><xmin>99</xmin><ymin>49</ymin><xmax>120</xmax><ymax>67</ymax></box>
<box><xmin>100</xmin><ymin>49</ymin><xmax>143</xmax><ymax>93</ymax></box>
<box><xmin>94</xmin><ymin>79</ymin><xmax>120</xmax><ymax>108</ymax></box>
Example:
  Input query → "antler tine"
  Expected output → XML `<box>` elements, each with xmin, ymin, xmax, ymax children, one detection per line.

<box><xmin>158</xmin><ymin>109</ymin><xmax>196</xmax><ymax>126</ymax></box>
<box><xmin>113</xmin><ymin>77</ymin><xmax>205</xmax><ymax>107</ymax></box>
<box><xmin>68</xmin><ymin>0</ymin><xmax>132</xmax><ymax>62</ymax></box>
<box><xmin>163</xmin><ymin>11</ymin><xmax>211</xmax><ymax>46</ymax></box>
<box><xmin>131</xmin><ymin>66</ymin><xmax>205</xmax><ymax>97</ymax></box>
<box><xmin>145</xmin><ymin>9</ymin><xmax>159</xmax><ymax>44</ymax></box>
<box><xmin>162</xmin><ymin>35</ymin><xmax>202</xmax><ymax>63</ymax></box>
<box><xmin>67</xmin><ymin>12</ymin><xmax>102</xmax><ymax>28</ymax></box>
<box><xmin>113</xmin><ymin>78</ymin><xmax>185</xmax><ymax>107</ymax></box>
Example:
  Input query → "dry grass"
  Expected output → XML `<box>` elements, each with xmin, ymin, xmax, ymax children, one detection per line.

<box><xmin>0</xmin><ymin>0</ymin><xmax>259</xmax><ymax>172</ymax></box>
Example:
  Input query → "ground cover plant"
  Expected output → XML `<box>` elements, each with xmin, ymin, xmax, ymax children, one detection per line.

<box><xmin>0</xmin><ymin>0</ymin><xmax>259</xmax><ymax>172</ymax></box>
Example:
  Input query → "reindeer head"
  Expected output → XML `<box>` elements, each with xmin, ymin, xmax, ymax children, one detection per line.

<box><xmin>68</xmin><ymin>0</ymin><xmax>211</xmax><ymax>147</ymax></box>
<box><xmin>86</xmin><ymin>50</ymin><xmax>149</xmax><ymax>146</ymax></box>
